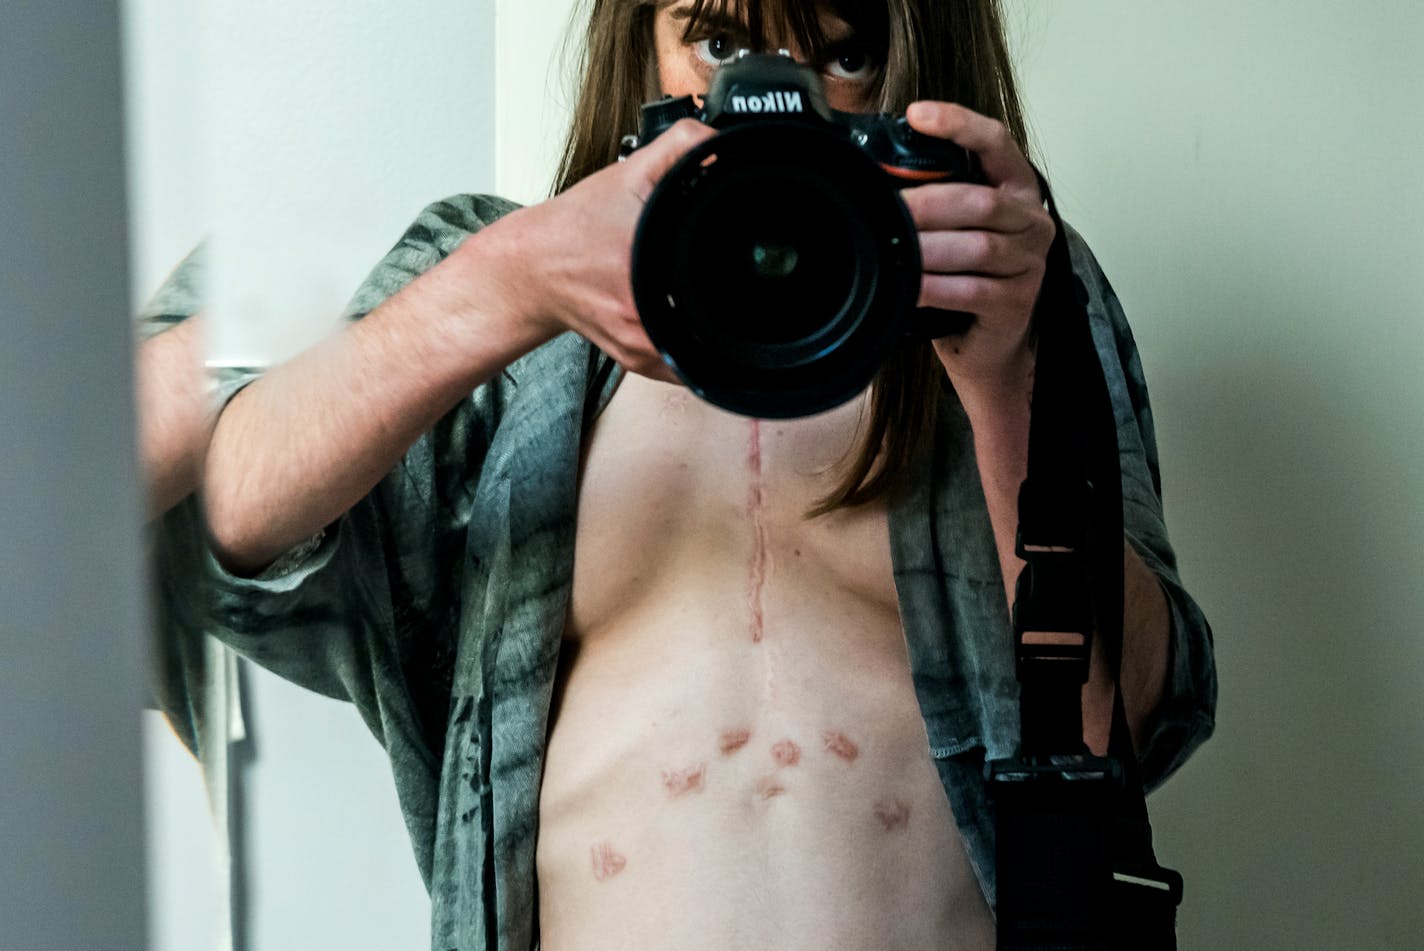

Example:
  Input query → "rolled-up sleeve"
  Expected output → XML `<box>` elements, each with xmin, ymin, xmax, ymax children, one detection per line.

<box><xmin>1067</xmin><ymin>223</ymin><xmax>1219</xmax><ymax>790</ymax></box>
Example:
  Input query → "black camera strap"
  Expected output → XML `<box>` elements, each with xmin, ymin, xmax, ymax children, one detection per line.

<box><xmin>985</xmin><ymin>173</ymin><xmax>1183</xmax><ymax>950</ymax></box>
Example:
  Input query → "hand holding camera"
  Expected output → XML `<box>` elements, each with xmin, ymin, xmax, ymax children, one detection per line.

<box><xmin>900</xmin><ymin>100</ymin><xmax>1055</xmax><ymax>402</ymax></box>
<box><xmin>501</xmin><ymin>52</ymin><xmax>1051</xmax><ymax>417</ymax></box>
<box><xmin>486</xmin><ymin>117</ymin><xmax>717</xmax><ymax>385</ymax></box>
<box><xmin>625</xmin><ymin>52</ymin><xmax>1050</xmax><ymax>418</ymax></box>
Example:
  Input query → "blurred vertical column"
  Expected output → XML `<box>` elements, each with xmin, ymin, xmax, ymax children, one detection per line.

<box><xmin>0</xmin><ymin>3</ymin><xmax>147</xmax><ymax>951</ymax></box>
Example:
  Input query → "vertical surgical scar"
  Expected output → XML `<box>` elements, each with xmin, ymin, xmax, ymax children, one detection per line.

<box><xmin>873</xmin><ymin>798</ymin><xmax>911</xmax><ymax>831</ymax></box>
<box><xmin>822</xmin><ymin>729</ymin><xmax>860</xmax><ymax>763</ymax></box>
<box><xmin>719</xmin><ymin>728</ymin><xmax>752</xmax><ymax>756</ymax></box>
<box><xmin>747</xmin><ymin>419</ymin><xmax>768</xmax><ymax>643</ymax></box>
<box><xmin>771</xmin><ymin>739</ymin><xmax>802</xmax><ymax>767</ymax></box>
<box><xmin>591</xmin><ymin>840</ymin><xmax>628</xmax><ymax>880</ymax></box>
<box><xmin>661</xmin><ymin>763</ymin><xmax>707</xmax><ymax>798</ymax></box>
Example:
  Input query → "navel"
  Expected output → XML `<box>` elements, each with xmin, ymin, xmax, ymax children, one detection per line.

<box><xmin>756</xmin><ymin>775</ymin><xmax>788</xmax><ymax>799</ymax></box>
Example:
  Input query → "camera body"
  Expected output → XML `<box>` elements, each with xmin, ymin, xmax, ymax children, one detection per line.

<box><xmin>631</xmin><ymin>52</ymin><xmax>981</xmax><ymax>188</ymax></box>
<box><xmin>626</xmin><ymin>53</ymin><xmax>984</xmax><ymax>419</ymax></box>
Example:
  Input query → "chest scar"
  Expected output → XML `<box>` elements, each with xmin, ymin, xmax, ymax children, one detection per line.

<box><xmin>771</xmin><ymin>738</ymin><xmax>802</xmax><ymax>767</ymax></box>
<box><xmin>821</xmin><ymin>729</ymin><xmax>860</xmax><ymax>762</ymax></box>
<box><xmin>747</xmin><ymin>419</ymin><xmax>768</xmax><ymax>643</ymax></box>
<box><xmin>591</xmin><ymin>840</ymin><xmax>628</xmax><ymax>880</ymax></box>
<box><xmin>661</xmin><ymin>762</ymin><xmax>707</xmax><ymax>798</ymax></box>
<box><xmin>719</xmin><ymin>728</ymin><xmax>752</xmax><ymax>755</ymax></box>
<box><xmin>873</xmin><ymin>798</ymin><xmax>912</xmax><ymax>831</ymax></box>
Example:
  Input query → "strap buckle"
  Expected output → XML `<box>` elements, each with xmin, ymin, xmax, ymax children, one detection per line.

<box><xmin>1012</xmin><ymin>478</ymin><xmax>1094</xmax><ymax>685</ymax></box>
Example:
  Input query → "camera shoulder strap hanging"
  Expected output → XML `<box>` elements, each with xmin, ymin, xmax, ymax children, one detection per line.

<box><xmin>985</xmin><ymin>173</ymin><xmax>1183</xmax><ymax>951</ymax></box>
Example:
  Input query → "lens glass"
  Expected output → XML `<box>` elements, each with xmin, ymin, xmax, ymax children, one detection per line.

<box><xmin>681</xmin><ymin>168</ymin><xmax>858</xmax><ymax>346</ymax></box>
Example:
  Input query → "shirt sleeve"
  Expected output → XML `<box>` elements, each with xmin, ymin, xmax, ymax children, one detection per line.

<box><xmin>135</xmin><ymin>243</ymin><xmax>205</xmax><ymax>340</ymax></box>
<box><xmin>135</xmin><ymin>243</ymin><xmax>258</xmax><ymax>761</ymax></box>
<box><xmin>188</xmin><ymin>194</ymin><xmax>521</xmax><ymax>755</ymax></box>
<box><xmin>1065</xmin><ymin>223</ymin><xmax>1219</xmax><ymax>791</ymax></box>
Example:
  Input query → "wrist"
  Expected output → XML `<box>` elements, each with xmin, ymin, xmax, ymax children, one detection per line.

<box><xmin>447</xmin><ymin>213</ymin><xmax>562</xmax><ymax>356</ymax></box>
<box><xmin>948</xmin><ymin>341</ymin><xmax>1035</xmax><ymax>425</ymax></box>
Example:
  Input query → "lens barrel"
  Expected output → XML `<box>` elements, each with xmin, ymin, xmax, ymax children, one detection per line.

<box><xmin>632</xmin><ymin>121</ymin><xmax>922</xmax><ymax>419</ymax></box>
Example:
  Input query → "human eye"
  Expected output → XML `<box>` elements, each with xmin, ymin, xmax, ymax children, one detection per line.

<box><xmin>694</xmin><ymin>32</ymin><xmax>742</xmax><ymax>68</ymax></box>
<box><xmin>822</xmin><ymin>42</ymin><xmax>879</xmax><ymax>82</ymax></box>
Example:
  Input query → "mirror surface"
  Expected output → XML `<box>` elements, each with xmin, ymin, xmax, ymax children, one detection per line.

<box><xmin>127</xmin><ymin>2</ymin><xmax>1424</xmax><ymax>949</ymax></box>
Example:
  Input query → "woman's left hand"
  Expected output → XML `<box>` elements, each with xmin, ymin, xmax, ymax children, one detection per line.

<box><xmin>900</xmin><ymin>101</ymin><xmax>1055</xmax><ymax>404</ymax></box>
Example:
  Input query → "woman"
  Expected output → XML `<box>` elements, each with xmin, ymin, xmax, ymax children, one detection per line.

<box><xmin>179</xmin><ymin>1</ymin><xmax>1216</xmax><ymax>947</ymax></box>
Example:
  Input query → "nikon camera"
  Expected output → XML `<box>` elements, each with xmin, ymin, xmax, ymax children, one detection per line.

<box><xmin>626</xmin><ymin>52</ymin><xmax>984</xmax><ymax>418</ymax></box>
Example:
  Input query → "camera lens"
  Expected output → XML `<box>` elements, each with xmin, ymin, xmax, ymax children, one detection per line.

<box><xmin>633</xmin><ymin>121</ymin><xmax>921</xmax><ymax>418</ymax></box>
<box><xmin>679</xmin><ymin>168</ymin><xmax>859</xmax><ymax>347</ymax></box>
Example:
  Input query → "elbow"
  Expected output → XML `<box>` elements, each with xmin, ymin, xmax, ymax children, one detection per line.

<box><xmin>201</xmin><ymin>442</ymin><xmax>279</xmax><ymax>578</ymax></box>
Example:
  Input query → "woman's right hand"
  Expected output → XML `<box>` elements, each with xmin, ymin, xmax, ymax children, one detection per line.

<box><xmin>474</xmin><ymin>119</ymin><xmax>717</xmax><ymax>382</ymax></box>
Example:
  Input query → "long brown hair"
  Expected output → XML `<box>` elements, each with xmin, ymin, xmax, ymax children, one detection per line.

<box><xmin>555</xmin><ymin>0</ymin><xmax>1031</xmax><ymax>514</ymax></box>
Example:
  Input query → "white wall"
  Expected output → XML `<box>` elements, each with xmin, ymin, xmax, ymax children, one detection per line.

<box><xmin>128</xmin><ymin>2</ymin><xmax>500</xmax><ymax>949</ymax></box>
<box><xmin>1002</xmin><ymin>2</ymin><xmax>1424</xmax><ymax>946</ymax></box>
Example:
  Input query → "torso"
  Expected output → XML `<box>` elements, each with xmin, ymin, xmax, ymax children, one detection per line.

<box><xmin>536</xmin><ymin>372</ymin><xmax>994</xmax><ymax>950</ymax></box>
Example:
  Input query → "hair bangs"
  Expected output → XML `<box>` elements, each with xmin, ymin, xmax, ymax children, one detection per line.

<box><xmin>676</xmin><ymin>0</ymin><xmax>862</xmax><ymax>63</ymax></box>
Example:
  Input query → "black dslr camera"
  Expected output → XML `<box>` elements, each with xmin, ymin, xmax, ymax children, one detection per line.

<box><xmin>626</xmin><ymin>52</ymin><xmax>983</xmax><ymax>418</ymax></box>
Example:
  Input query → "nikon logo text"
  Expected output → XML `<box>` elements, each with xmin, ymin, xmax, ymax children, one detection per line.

<box><xmin>729</xmin><ymin>91</ymin><xmax>805</xmax><ymax>114</ymax></box>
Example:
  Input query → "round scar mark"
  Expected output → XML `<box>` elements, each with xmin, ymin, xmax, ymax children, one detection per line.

<box><xmin>719</xmin><ymin>728</ymin><xmax>752</xmax><ymax>756</ymax></box>
<box><xmin>771</xmin><ymin>739</ymin><xmax>802</xmax><ymax>767</ymax></box>
<box><xmin>661</xmin><ymin>763</ymin><xmax>707</xmax><ymax>798</ymax></box>
<box><xmin>822</xmin><ymin>729</ymin><xmax>860</xmax><ymax>763</ymax></box>
<box><xmin>591</xmin><ymin>841</ymin><xmax>628</xmax><ymax>880</ymax></box>
<box><xmin>873</xmin><ymin>798</ymin><xmax>912</xmax><ymax>831</ymax></box>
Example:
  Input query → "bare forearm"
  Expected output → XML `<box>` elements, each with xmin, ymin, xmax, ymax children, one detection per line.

<box><xmin>959</xmin><ymin>370</ymin><xmax>1170</xmax><ymax>756</ymax></box>
<box><xmin>203</xmin><ymin>123</ymin><xmax>720</xmax><ymax>575</ymax></box>
<box><xmin>203</xmin><ymin>229</ymin><xmax>553</xmax><ymax>575</ymax></box>
<box><xmin>137</xmin><ymin>316</ymin><xmax>215</xmax><ymax>518</ymax></box>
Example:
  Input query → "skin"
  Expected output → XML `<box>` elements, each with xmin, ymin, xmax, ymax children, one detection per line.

<box><xmin>136</xmin><ymin>315</ymin><xmax>218</xmax><ymax>518</ymax></box>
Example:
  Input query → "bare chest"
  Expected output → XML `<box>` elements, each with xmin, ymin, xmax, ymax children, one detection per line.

<box><xmin>565</xmin><ymin>374</ymin><xmax>898</xmax><ymax>645</ymax></box>
<box><xmin>535</xmin><ymin>376</ymin><xmax>994</xmax><ymax>949</ymax></box>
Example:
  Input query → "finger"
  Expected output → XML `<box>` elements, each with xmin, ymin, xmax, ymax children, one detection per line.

<box><xmin>905</xmin><ymin>102</ymin><xmax>1039</xmax><ymax>199</ymax></box>
<box><xmin>630</xmin><ymin>119</ymin><xmax>718</xmax><ymax>199</ymax></box>
<box><xmin>621</xmin><ymin>347</ymin><xmax>681</xmax><ymax>385</ymax></box>
<box><xmin>645</xmin><ymin>359</ymin><xmax>684</xmax><ymax>386</ymax></box>
<box><xmin>901</xmin><ymin>182</ymin><xmax>1039</xmax><ymax>233</ymax></box>
<box><xmin>919</xmin><ymin>231</ymin><xmax>1039</xmax><ymax>279</ymax></box>
<box><xmin>918</xmin><ymin>272</ymin><xmax>1007</xmax><ymax>314</ymax></box>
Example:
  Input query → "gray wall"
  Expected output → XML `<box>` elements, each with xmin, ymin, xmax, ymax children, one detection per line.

<box><xmin>1003</xmin><ymin>2</ymin><xmax>1424</xmax><ymax>946</ymax></box>
<box><xmin>0</xmin><ymin>3</ymin><xmax>147</xmax><ymax>950</ymax></box>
